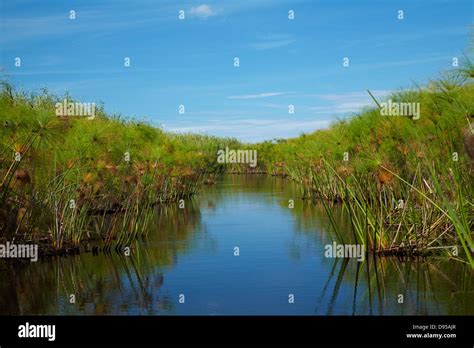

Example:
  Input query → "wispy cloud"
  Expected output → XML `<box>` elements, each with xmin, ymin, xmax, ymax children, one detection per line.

<box><xmin>252</xmin><ymin>33</ymin><xmax>295</xmax><ymax>50</ymax></box>
<box><xmin>0</xmin><ymin>4</ymin><xmax>177</xmax><ymax>44</ymax></box>
<box><xmin>228</xmin><ymin>92</ymin><xmax>286</xmax><ymax>99</ymax></box>
<box><xmin>252</xmin><ymin>39</ymin><xmax>295</xmax><ymax>50</ymax></box>
<box><xmin>189</xmin><ymin>4</ymin><xmax>218</xmax><ymax>19</ymax></box>
<box><xmin>308</xmin><ymin>90</ymin><xmax>391</xmax><ymax>114</ymax></box>
<box><xmin>164</xmin><ymin>118</ymin><xmax>332</xmax><ymax>142</ymax></box>
<box><xmin>339</xmin><ymin>26</ymin><xmax>469</xmax><ymax>50</ymax></box>
<box><xmin>316</xmin><ymin>90</ymin><xmax>390</xmax><ymax>102</ymax></box>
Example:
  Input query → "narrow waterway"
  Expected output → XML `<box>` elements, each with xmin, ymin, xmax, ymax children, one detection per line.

<box><xmin>0</xmin><ymin>175</ymin><xmax>472</xmax><ymax>315</ymax></box>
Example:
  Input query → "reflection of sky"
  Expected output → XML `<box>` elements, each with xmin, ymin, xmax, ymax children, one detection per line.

<box><xmin>1</xmin><ymin>0</ymin><xmax>471</xmax><ymax>141</ymax></box>
<box><xmin>158</xmin><ymin>178</ymin><xmax>336</xmax><ymax>315</ymax></box>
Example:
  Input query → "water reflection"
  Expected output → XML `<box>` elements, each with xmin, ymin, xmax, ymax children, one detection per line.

<box><xmin>0</xmin><ymin>175</ymin><xmax>472</xmax><ymax>315</ymax></box>
<box><xmin>315</xmin><ymin>256</ymin><xmax>473</xmax><ymax>315</ymax></box>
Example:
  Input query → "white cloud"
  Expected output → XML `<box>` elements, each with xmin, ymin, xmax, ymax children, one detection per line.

<box><xmin>307</xmin><ymin>90</ymin><xmax>392</xmax><ymax>115</ymax></box>
<box><xmin>189</xmin><ymin>4</ymin><xmax>217</xmax><ymax>19</ymax></box>
<box><xmin>164</xmin><ymin>118</ymin><xmax>332</xmax><ymax>142</ymax></box>
<box><xmin>228</xmin><ymin>92</ymin><xmax>286</xmax><ymax>100</ymax></box>
<box><xmin>315</xmin><ymin>90</ymin><xmax>389</xmax><ymax>101</ymax></box>
<box><xmin>0</xmin><ymin>6</ymin><xmax>173</xmax><ymax>44</ymax></box>
<box><xmin>252</xmin><ymin>33</ymin><xmax>294</xmax><ymax>50</ymax></box>
<box><xmin>252</xmin><ymin>39</ymin><xmax>294</xmax><ymax>50</ymax></box>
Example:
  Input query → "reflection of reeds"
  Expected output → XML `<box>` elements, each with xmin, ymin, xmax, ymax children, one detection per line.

<box><xmin>315</xmin><ymin>256</ymin><xmax>474</xmax><ymax>315</ymax></box>
<box><xmin>0</xmin><ymin>195</ymin><xmax>204</xmax><ymax>315</ymax></box>
<box><xmin>9</xmin><ymin>243</ymin><xmax>168</xmax><ymax>314</ymax></box>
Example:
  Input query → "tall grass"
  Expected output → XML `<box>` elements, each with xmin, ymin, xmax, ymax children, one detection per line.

<box><xmin>0</xmin><ymin>82</ymin><xmax>236</xmax><ymax>253</ymax></box>
<box><xmin>252</xmin><ymin>67</ymin><xmax>474</xmax><ymax>267</ymax></box>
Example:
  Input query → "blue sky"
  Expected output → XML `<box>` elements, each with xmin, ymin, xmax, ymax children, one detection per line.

<box><xmin>0</xmin><ymin>0</ymin><xmax>472</xmax><ymax>142</ymax></box>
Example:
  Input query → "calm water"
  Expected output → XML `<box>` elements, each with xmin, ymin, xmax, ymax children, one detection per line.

<box><xmin>0</xmin><ymin>175</ymin><xmax>473</xmax><ymax>315</ymax></box>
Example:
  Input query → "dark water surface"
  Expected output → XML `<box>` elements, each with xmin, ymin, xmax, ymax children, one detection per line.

<box><xmin>1</xmin><ymin>175</ymin><xmax>472</xmax><ymax>315</ymax></box>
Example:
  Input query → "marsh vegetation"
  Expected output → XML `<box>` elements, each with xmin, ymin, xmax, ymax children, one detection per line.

<box><xmin>0</xmin><ymin>66</ymin><xmax>473</xmax><ymax>268</ymax></box>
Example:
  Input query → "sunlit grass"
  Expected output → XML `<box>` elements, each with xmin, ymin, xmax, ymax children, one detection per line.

<box><xmin>0</xmin><ymin>83</ymin><xmax>237</xmax><ymax>252</ymax></box>
<box><xmin>253</xmin><ymin>66</ymin><xmax>474</xmax><ymax>267</ymax></box>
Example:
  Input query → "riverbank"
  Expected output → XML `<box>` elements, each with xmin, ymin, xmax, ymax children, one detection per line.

<box><xmin>0</xmin><ymin>82</ymin><xmax>239</xmax><ymax>252</ymax></box>
<box><xmin>251</xmin><ymin>69</ymin><xmax>473</xmax><ymax>266</ymax></box>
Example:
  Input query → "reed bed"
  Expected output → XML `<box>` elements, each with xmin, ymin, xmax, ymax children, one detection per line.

<box><xmin>0</xmin><ymin>82</ymin><xmax>234</xmax><ymax>254</ymax></box>
<box><xmin>252</xmin><ymin>67</ymin><xmax>474</xmax><ymax>267</ymax></box>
